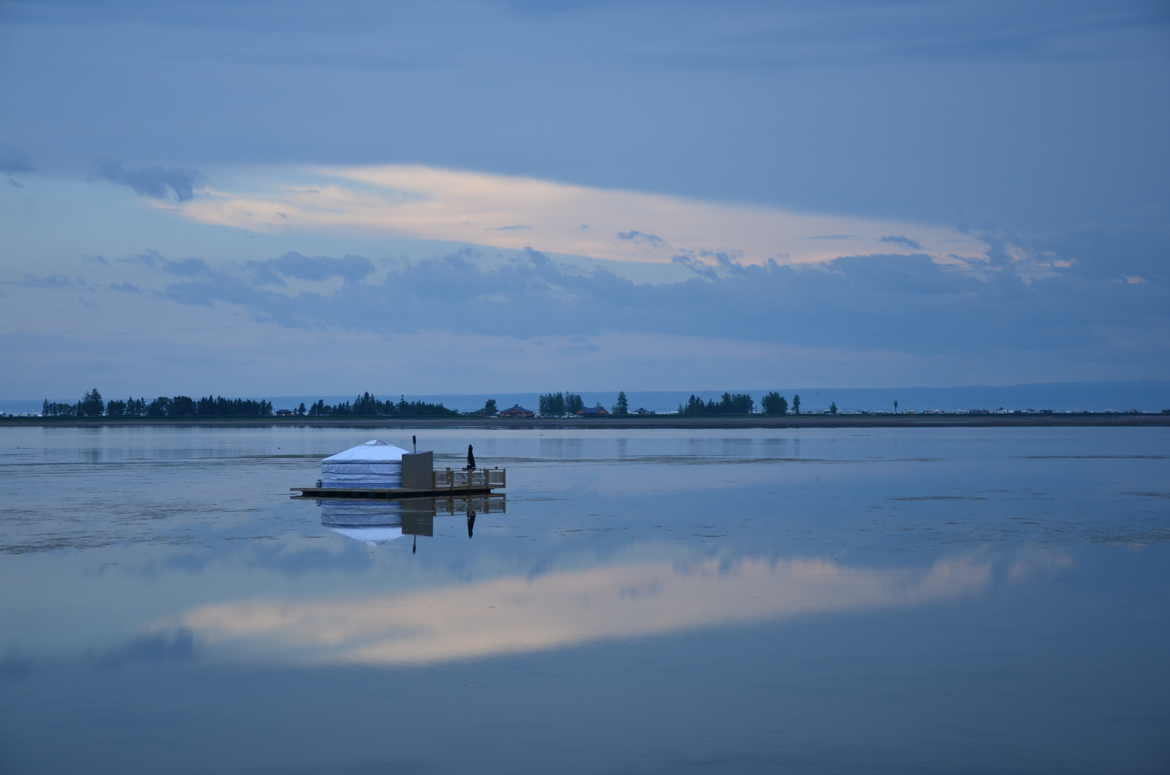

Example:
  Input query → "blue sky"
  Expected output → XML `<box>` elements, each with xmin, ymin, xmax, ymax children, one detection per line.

<box><xmin>1</xmin><ymin>0</ymin><xmax>1168</xmax><ymax>397</ymax></box>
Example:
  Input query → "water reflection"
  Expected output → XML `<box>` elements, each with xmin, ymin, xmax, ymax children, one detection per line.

<box><xmin>316</xmin><ymin>495</ymin><xmax>505</xmax><ymax>547</ymax></box>
<box><xmin>168</xmin><ymin>549</ymin><xmax>1065</xmax><ymax>667</ymax></box>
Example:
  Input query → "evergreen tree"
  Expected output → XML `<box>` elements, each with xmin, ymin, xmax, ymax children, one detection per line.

<box><xmin>566</xmin><ymin>393</ymin><xmax>584</xmax><ymax>414</ymax></box>
<box><xmin>792</xmin><ymin>394</ymin><xmax>801</xmax><ymax>415</ymax></box>
<box><xmin>170</xmin><ymin>396</ymin><xmax>196</xmax><ymax>417</ymax></box>
<box><xmin>681</xmin><ymin>392</ymin><xmax>755</xmax><ymax>416</ymax></box>
<box><xmin>829</xmin><ymin>401</ymin><xmax>838</xmax><ymax>415</ymax></box>
<box><xmin>146</xmin><ymin>397</ymin><xmax>171</xmax><ymax>417</ymax></box>
<box><xmin>539</xmin><ymin>392</ymin><xmax>567</xmax><ymax>416</ymax></box>
<box><xmin>80</xmin><ymin>388</ymin><xmax>104</xmax><ymax>418</ymax></box>
<box><xmin>762</xmin><ymin>392</ymin><xmax>788</xmax><ymax>416</ymax></box>
<box><xmin>613</xmin><ymin>391</ymin><xmax>629</xmax><ymax>416</ymax></box>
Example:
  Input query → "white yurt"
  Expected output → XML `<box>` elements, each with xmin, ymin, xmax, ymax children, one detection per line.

<box><xmin>320</xmin><ymin>440</ymin><xmax>409</xmax><ymax>489</ymax></box>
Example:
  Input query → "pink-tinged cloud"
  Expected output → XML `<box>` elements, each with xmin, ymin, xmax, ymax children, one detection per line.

<box><xmin>169</xmin><ymin>164</ymin><xmax>991</xmax><ymax>267</ymax></box>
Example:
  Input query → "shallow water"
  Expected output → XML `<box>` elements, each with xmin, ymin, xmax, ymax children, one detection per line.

<box><xmin>2</xmin><ymin>426</ymin><xmax>1169</xmax><ymax>773</ymax></box>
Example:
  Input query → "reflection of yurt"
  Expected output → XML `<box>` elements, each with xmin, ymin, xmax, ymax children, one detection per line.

<box><xmin>320</xmin><ymin>440</ymin><xmax>408</xmax><ymax>489</ymax></box>
<box><xmin>321</xmin><ymin>500</ymin><xmax>404</xmax><ymax>543</ymax></box>
<box><xmin>328</xmin><ymin>525</ymin><xmax>405</xmax><ymax>544</ymax></box>
<box><xmin>319</xmin><ymin>499</ymin><xmax>403</xmax><ymax>526</ymax></box>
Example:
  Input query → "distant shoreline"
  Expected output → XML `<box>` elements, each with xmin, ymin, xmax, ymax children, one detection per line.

<box><xmin>3</xmin><ymin>414</ymin><xmax>1169</xmax><ymax>430</ymax></box>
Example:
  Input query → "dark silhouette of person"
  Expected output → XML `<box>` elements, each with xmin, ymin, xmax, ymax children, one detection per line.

<box><xmin>466</xmin><ymin>444</ymin><xmax>476</xmax><ymax>470</ymax></box>
<box><xmin>467</xmin><ymin>509</ymin><xmax>477</xmax><ymax>538</ymax></box>
<box><xmin>412</xmin><ymin>535</ymin><xmax>417</xmax><ymax>555</ymax></box>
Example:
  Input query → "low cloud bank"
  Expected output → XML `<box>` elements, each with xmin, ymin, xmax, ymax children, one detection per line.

<box><xmin>111</xmin><ymin>245</ymin><xmax>1167</xmax><ymax>357</ymax></box>
<box><xmin>96</xmin><ymin>161</ymin><xmax>199</xmax><ymax>201</ymax></box>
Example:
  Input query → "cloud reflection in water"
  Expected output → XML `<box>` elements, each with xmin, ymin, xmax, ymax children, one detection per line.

<box><xmin>175</xmin><ymin>553</ymin><xmax>993</xmax><ymax>666</ymax></box>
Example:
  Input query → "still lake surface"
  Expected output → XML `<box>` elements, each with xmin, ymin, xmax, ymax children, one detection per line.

<box><xmin>2</xmin><ymin>425</ymin><xmax>1169</xmax><ymax>773</ymax></box>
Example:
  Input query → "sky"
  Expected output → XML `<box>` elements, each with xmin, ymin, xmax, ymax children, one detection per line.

<box><xmin>1</xmin><ymin>0</ymin><xmax>1168</xmax><ymax>398</ymax></box>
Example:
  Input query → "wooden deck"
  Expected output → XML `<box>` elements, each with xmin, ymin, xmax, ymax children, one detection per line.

<box><xmin>293</xmin><ymin>484</ymin><xmax>496</xmax><ymax>499</ymax></box>
<box><xmin>294</xmin><ymin>465</ymin><xmax>506</xmax><ymax>500</ymax></box>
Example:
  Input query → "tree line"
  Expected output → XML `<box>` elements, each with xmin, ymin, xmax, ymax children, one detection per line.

<box><xmin>41</xmin><ymin>389</ymin><xmax>457</xmax><ymax>419</ymax></box>
<box><xmin>679</xmin><ymin>392</ymin><xmax>755</xmax><ymax>416</ymax></box>
<box><xmin>43</xmin><ymin>390</ymin><xmax>275</xmax><ymax>418</ymax></box>
<box><xmin>305</xmin><ymin>393</ymin><xmax>458</xmax><ymax>418</ymax></box>
<box><xmin>539</xmin><ymin>392</ymin><xmax>585</xmax><ymax>416</ymax></box>
<box><xmin>38</xmin><ymin>388</ymin><xmax>839</xmax><ymax>420</ymax></box>
<box><xmin>677</xmin><ymin>392</ymin><xmax>833</xmax><ymax>417</ymax></box>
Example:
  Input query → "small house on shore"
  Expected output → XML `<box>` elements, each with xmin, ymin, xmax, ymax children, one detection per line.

<box><xmin>499</xmin><ymin>404</ymin><xmax>535</xmax><ymax>418</ymax></box>
<box><xmin>577</xmin><ymin>405</ymin><xmax>609</xmax><ymax>417</ymax></box>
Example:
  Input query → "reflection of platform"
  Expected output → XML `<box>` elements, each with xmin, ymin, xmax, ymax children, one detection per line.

<box><xmin>295</xmin><ymin>485</ymin><xmax>495</xmax><ymax>498</ymax></box>
<box><xmin>316</xmin><ymin>495</ymin><xmax>506</xmax><ymax>545</ymax></box>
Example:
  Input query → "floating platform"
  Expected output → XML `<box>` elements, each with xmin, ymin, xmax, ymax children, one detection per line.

<box><xmin>293</xmin><ymin>484</ymin><xmax>496</xmax><ymax>499</ymax></box>
<box><xmin>294</xmin><ymin>462</ymin><xmax>506</xmax><ymax>500</ymax></box>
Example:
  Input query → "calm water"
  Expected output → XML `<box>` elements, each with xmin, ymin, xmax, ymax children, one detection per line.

<box><xmin>2</xmin><ymin>426</ymin><xmax>1169</xmax><ymax>774</ymax></box>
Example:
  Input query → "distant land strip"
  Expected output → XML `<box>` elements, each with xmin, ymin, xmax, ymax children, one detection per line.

<box><xmin>4</xmin><ymin>414</ymin><xmax>1169</xmax><ymax>429</ymax></box>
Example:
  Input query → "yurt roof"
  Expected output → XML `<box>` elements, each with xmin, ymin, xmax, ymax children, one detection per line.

<box><xmin>322</xmin><ymin>440</ymin><xmax>409</xmax><ymax>463</ymax></box>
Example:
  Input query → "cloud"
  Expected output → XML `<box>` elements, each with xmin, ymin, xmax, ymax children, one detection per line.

<box><xmin>96</xmin><ymin>161</ymin><xmax>199</xmax><ymax>201</ymax></box>
<box><xmin>671</xmin><ymin>254</ymin><xmax>719</xmax><ymax>281</ymax></box>
<box><xmin>120</xmin><ymin>251</ymin><xmax>211</xmax><ymax>276</ymax></box>
<box><xmin>94</xmin><ymin>628</ymin><xmax>196</xmax><ymax>669</ymax></box>
<box><xmin>880</xmin><ymin>234</ymin><xmax>923</xmax><ymax>250</ymax></box>
<box><xmin>1</xmin><ymin>0</ymin><xmax>1165</xmax><ymax>241</ymax></box>
<box><xmin>0</xmin><ymin>145</ymin><xmax>34</xmax><ymax>175</ymax></box>
<box><xmin>617</xmin><ymin>230</ymin><xmax>665</xmax><ymax>246</ymax></box>
<box><xmin>163</xmin><ymin>258</ymin><xmax>213</xmax><ymax>277</ymax></box>
<box><xmin>247</xmin><ymin>252</ymin><xmax>375</xmax><ymax>285</ymax></box>
<box><xmin>230</xmin><ymin>50</ymin><xmax>427</xmax><ymax>72</ymax></box>
<box><xmin>2</xmin><ymin>273</ymin><xmax>87</xmax><ymax>289</ymax></box>
<box><xmin>560</xmin><ymin>335</ymin><xmax>600</xmax><ymax>355</ymax></box>
<box><xmin>1</xmin><ymin>145</ymin><xmax>34</xmax><ymax>188</ymax></box>
<box><xmin>105</xmin><ymin>243</ymin><xmax>1163</xmax><ymax>362</ymax></box>
<box><xmin>174</xmin><ymin>164</ymin><xmax>990</xmax><ymax>267</ymax></box>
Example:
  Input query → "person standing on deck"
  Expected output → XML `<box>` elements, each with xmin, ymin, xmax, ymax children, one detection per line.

<box><xmin>466</xmin><ymin>444</ymin><xmax>476</xmax><ymax>470</ymax></box>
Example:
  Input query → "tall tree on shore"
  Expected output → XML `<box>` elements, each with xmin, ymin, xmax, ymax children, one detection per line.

<box><xmin>539</xmin><ymin>392</ymin><xmax>566</xmax><ymax>416</ymax></box>
<box><xmin>792</xmin><ymin>394</ymin><xmax>801</xmax><ymax>415</ymax></box>
<box><xmin>80</xmin><ymin>388</ymin><xmax>104</xmax><ymax>418</ymax></box>
<box><xmin>829</xmin><ymin>401</ymin><xmax>838</xmax><ymax>415</ymax></box>
<box><xmin>762</xmin><ymin>392</ymin><xmax>788</xmax><ymax>416</ymax></box>
<box><xmin>613</xmin><ymin>391</ymin><xmax>629</xmax><ymax>416</ymax></box>
<box><xmin>566</xmin><ymin>392</ymin><xmax>584</xmax><ymax>414</ymax></box>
